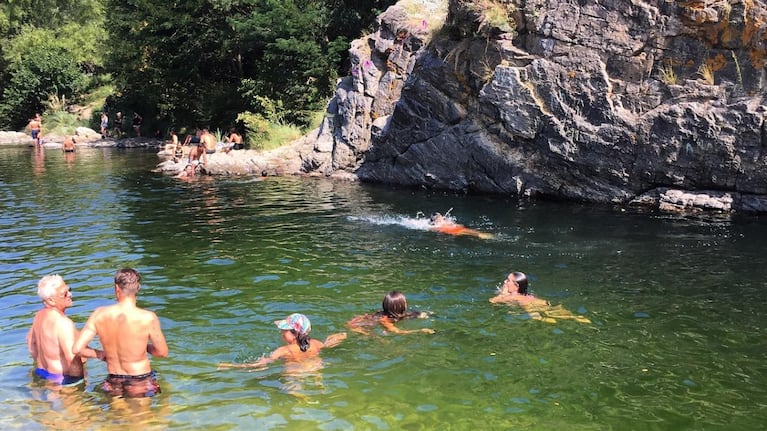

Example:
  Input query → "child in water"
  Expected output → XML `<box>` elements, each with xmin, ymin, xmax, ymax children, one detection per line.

<box><xmin>490</xmin><ymin>272</ymin><xmax>591</xmax><ymax>324</ymax></box>
<box><xmin>347</xmin><ymin>291</ymin><xmax>436</xmax><ymax>335</ymax></box>
<box><xmin>218</xmin><ymin>313</ymin><xmax>347</xmax><ymax>370</ymax></box>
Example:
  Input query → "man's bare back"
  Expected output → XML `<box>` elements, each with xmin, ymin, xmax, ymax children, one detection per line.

<box><xmin>29</xmin><ymin>308</ymin><xmax>85</xmax><ymax>377</ymax></box>
<box><xmin>73</xmin><ymin>268</ymin><xmax>168</xmax><ymax>395</ymax></box>
<box><xmin>79</xmin><ymin>301</ymin><xmax>165</xmax><ymax>375</ymax></box>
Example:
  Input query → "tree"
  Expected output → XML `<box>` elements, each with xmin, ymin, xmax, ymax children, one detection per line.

<box><xmin>0</xmin><ymin>45</ymin><xmax>86</xmax><ymax>129</ymax></box>
<box><xmin>0</xmin><ymin>0</ymin><xmax>106</xmax><ymax>128</ymax></box>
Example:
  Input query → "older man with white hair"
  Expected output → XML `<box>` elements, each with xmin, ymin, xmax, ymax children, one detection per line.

<box><xmin>27</xmin><ymin>275</ymin><xmax>103</xmax><ymax>386</ymax></box>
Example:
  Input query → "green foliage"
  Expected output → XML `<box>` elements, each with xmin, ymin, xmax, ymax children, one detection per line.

<box><xmin>0</xmin><ymin>46</ymin><xmax>86</xmax><ymax>129</ymax></box>
<box><xmin>237</xmin><ymin>111</ymin><xmax>270</xmax><ymax>147</ymax></box>
<box><xmin>103</xmin><ymin>0</ymin><xmax>395</xmax><ymax>134</ymax></box>
<box><xmin>0</xmin><ymin>0</ymin><xmax>106</xmax><ymax>128</ymax></box>
<box><xmin>0</xmin><ymin>0</ymin><xmax>396</xmax><ymax>144</ymax></box>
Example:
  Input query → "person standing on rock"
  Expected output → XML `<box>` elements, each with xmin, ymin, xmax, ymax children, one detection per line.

<box><xmin>100</xmin><ymin>112</ymin><xmax>109</xmax><ymax>138</ymax></box>
<box><xmin>113</xmin><ymin>112</ymin><xmax>123</xmax><ymax>137</ymax></box>
<box><xmin>132</xmin><ymin>112</ymin><xmax>143</xmax><ymax>137</ymax></box>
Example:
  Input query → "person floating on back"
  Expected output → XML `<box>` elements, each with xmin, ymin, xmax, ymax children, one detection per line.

<box><xmin>490</xmin><ymin>271</ymin><xmax>591</xmax><ymax>324</ymax></box>
<box><xmin>428</xmin><ymin>212</ymin><xmax>494</xmax><ymax>240</ymax></box>
<box><xmin>218</xmin><ymin>313</ymin><xmax>347</xmax><ymax>370</ymax></box>
<box><xmin>347</xmin><ymin>291</ymin><xmax>435</xmax><ymax>335</ymax></box>
<box><xmin>73</xmin><ymin>268</ymin><xmax>169</xmax><ymax>398</ymax></box>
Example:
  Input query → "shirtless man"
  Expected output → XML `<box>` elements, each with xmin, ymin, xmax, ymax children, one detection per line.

<box><xmin>224</xmin><ymin>128</ymin><xmax>244</xmax><ymax>152</ymax></box>
<box><xmin>188</xmin><ymin>141</ymin><xmax>207</xmax><ymax>169</ymax></box>
<box><xmin>62</xmin><ymin>135</ymin><xmax>76</xmax><ymax>153</ymax></box>
<box><xmin>27</xmin><ymin>275</ymin><xmax>103</xmax><ymax>386</ymax></box>
<box><xmin>28</xmin><ymin>113</ymin><xmax>42</xmax><ymax>145</ymax></box>
<box><xmin>201</xmin><ymin>128</ymin><xmax>217</xmax><ymax>154</ymax></box>
<box><xmin>73</xmin><ymin>268</ymin><xmax>169</xmax><ymax>397</ymax></box>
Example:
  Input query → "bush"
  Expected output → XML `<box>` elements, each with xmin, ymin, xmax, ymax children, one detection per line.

<box><xmin>0</xmin><ymin>45</ymin><xmax>86</xmax><ymax>129</ymax></box>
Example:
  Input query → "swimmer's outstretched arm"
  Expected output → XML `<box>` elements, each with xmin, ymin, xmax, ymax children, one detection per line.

<box><xmin>218</xmin><ymin>354</ymin><xmax>273</xmax><ymax>370</ymax></box>
<box><xmin>380</xmin><ymin>317</ymin><xmax>435</xmax><ymax>335</ymax></box>
<box><xmin>322</xmin><ymin>332</ymin><xmax>347</xmax><ymax>348</ymax></box>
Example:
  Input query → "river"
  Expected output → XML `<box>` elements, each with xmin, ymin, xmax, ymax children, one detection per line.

<box><xmin>0</xmin><ymin>144</ymin><xmax>765</xmax><ymax>430</ymax></box>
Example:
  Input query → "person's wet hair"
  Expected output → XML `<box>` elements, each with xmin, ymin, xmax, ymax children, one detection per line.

<box><xmin>293</xmin><ymin>330</ymin><xmax>311</xmax><ymax>352</ymax></box>
<box><xmin>115</xmin><ymin>268</ymin><xmax>141</xmax><ymax>295</ymax></box>
<box><xmin>382</xmin><ymin>290</ymin><xmax>408</xmax><ymax>320</ymax></box>
<box><xmin>511</xmin><ymin>272</ymin><xmax>528</xmax><ymax>295</ymax></box>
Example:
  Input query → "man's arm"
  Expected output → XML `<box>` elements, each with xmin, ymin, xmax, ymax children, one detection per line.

<box><xmin>72</xmin><ymin>314</ymin><xmax>97</xmax><ymax>356</ymax></box>
<box><xmin>146</xmin><ymin>313</ymin><xmax>169</xmax><ymax>358</ymax></box>
<box><xmin>27</xmin><ymin>327</ymin><xmax>38</xmax><ymax>362</ymax></box>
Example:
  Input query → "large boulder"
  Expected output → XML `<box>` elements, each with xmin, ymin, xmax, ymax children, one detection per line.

<box><xmin>297</xmin><ymin>0</ymin><xmax>767</xmax><ymax>213</ymax></box>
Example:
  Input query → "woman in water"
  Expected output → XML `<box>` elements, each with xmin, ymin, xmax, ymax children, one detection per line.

<box><xmin>218</xmin><ymin>313</ymin><xmax>346</xmax><ymax>370</ymax></box>
<box><xmin>490</xmin><ymin>272</ymin><xmax>591</xmax><ymax>324</ymax></box>
<box><xmin>347</xmin><ymin>291</ymin><xmax>435</xmax><ymax>335</ymax></box>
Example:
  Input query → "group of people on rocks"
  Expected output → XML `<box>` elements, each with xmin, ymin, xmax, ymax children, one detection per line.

<box><xmin>173</xmin><ymin>127</ymin><xmax>245</xmax><ymax>178</ymax></box>
<box><xmin>98</xmin><ymin>111</ymin><xmax>140</xmax><ymax>139</ymax></box>
<box><xmin>29</xmin><ymin>261</ymin><xmax>589</xmax><ymax>399</ymax></box>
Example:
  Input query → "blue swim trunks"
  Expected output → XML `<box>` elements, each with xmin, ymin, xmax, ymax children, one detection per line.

<box><xmin>34</xmin><ymin>368</ymin><xmax>84</xmax><ymax>386</ymax></box>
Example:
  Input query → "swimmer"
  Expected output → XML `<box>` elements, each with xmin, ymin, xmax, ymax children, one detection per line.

<box><xmin>176</xmin><ymin>164</ymin><xmax>195</xmax><ymax>179</ymax></box>
<box><xmin>218</xmin><ymin>313</ymin><xmax>347</xmax><ymax>370</ymax></box>
<box><xmin>347</xmin><ymin>291</ymin><xmax>435</xmax><ymax>335</ymax></box>
<box><xmin>428</xmin><ymin>212</ymin><xmax>494</xmax><ymax>239</ymax></box>
<box><xmin>490</xmin><ymin>271</ymin><xmax>591</xmax><ymax>324</ymax></box>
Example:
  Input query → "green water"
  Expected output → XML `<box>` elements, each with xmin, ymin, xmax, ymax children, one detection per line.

<box><xmin>1</xmin><ymin>145</ymin><xmax>766</xmax><ymax>430</ymax></box>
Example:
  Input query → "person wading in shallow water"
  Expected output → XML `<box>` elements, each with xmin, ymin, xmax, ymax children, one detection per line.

<box><xmin>27</xmin><ymin>275</ymin><xmax>104</xmax><ymax>386</ymax></box>
<box><xmin>73</xmin><ymin>268</ymin><xmax>169</xmax><ymax>398</ymax></box>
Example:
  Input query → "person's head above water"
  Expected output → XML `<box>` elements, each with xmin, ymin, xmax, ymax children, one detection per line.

<box><xmin>429</xmin><ymin>212</ymin><xmax>444</xmax><ymax>224</ymax></box>
<box><xmin>275</xmin><ymin>313</ymin><xmax>311</xmax><ymax>336</ymax></box>
<box><xmin>382</xmin><ymin>291</ymin><xmax>408</xmax><ymax>320</ymax></box>
<box><xmin>502</xmin><ymin>271</ymin><xmax>528</xmax><ymax>295</ymax></box>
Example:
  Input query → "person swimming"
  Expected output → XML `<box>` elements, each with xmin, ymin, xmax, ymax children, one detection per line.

<box><xmin>218</xmin><ymin>313</ymin><xmax>347</xmax><ymax>370</ymax></box>
<box><xmin>347</xmin><ymin>291</ymin><xmax>435</xmax><ymax>335</ymax></box>
<box><xmin>490</xmin><ymin>271</ymin><xmax>591</xmax><ymax>324</ymax></box>
<box><xmin>427</xmin><ymin>212</ymin><xmax>494</xmax><ymax>239</ymax></box>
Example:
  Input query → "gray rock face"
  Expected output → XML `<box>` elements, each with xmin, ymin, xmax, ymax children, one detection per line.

<box><xmin>298</xmin><ymin>0</ymin><xmax>767</xmax><ymax>213</ymax></box>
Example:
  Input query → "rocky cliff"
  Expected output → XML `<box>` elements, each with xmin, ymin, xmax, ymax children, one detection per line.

<box><xmin>295</xmin><ymin>0</ymin><xmax>767</xmax><ymax>213</ymax></box>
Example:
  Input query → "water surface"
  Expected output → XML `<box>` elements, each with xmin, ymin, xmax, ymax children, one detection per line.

<box><xmin>1</xmin><ymin>145</ymin><xmax>765</xmax><ymax>430</ymax></box>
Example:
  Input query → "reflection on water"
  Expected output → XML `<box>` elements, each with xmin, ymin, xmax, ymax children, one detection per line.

<box><xmin>1</xmin><ymin>146</ymin><xmax>766</xmax><ymax>429</ymax></box>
